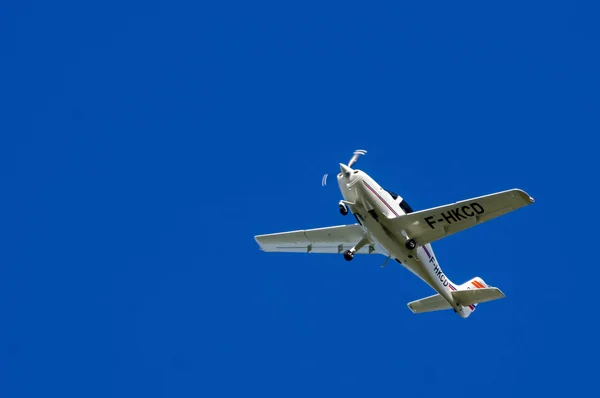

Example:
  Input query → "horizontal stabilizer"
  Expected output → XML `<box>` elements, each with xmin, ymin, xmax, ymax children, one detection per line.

<box><xmin>407</xmin><ymin>294</ymin><xmax>452</xmax><ymax>314</ymax></box>
<box><xmin>407</xmin><ymin>287</ymin><xmax>505</xmax><ymax>315</ymax></box>
<box><xmin>452</xmin><ymin>287</ymin><xmax>505</xmax><ymax>306</ymax></box>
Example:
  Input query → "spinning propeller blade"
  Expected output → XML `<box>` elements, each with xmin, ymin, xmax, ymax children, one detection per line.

<box><xmin>347</xmin><ymin>149</ymin><xmax>367</xmax><ymax>168</ymax></box>
<box><xmin>322</xmin><ymin>149</ymin><xmax>367</xmax><ymax>187</ymax></box>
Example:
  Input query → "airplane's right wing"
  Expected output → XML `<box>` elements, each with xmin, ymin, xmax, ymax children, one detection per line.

<box><xmin>391</xmin><ymin>188</ymin><xmax>534</xmax><ymax>247</ymax></box>
<box><xmin>255</xmin><ymin>224</ymin><xmax>379</xmax><ymax>254</ymax></box>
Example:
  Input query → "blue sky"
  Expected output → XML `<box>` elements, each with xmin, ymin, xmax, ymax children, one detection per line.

<box><xmin>1</xmin><ymin>1</ymin><xmax>599</xmax><ymax>397</ymax></box>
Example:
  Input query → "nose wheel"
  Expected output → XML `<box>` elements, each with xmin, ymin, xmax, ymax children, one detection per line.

<box><xmin>339</xmin><ymin>201</ymin><xmax>349</xmax><ymax>216</ymax></box>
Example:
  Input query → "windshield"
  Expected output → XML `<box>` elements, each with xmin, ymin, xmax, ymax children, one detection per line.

<box><xmin>400</xmin><ymin>200</ymin><xmax>414</xmax><ymax>214</ymax></box>
<box><xmin>386</xmin><ymin>190</ymin><xmax>399</xmax><ymax>200</ymax></box>
<box><xmin>385</xmin><ymin>190</ymin><xmax>414</xmax><ymax>213</ymax></box>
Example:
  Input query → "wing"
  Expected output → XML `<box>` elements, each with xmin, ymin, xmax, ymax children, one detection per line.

<box><xmin>392</xmin><ymin>188</ymin><xmax>534</xmax><ymax>246</ymax></box>
<box><xmin>254</xmin><ymin>224</ymin><xmax>378</xmax><ymax>254</ymax></box>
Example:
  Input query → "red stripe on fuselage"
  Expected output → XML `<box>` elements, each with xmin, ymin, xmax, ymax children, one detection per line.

<box><xmin>363</xmin><ymin>182</ymin><xmax>399</xmax><ymax>217</ymax></box>
<box><xmin>423</xmin><ymin>245</ymin><xmax>432</xmax><ymax>259</ymax></box>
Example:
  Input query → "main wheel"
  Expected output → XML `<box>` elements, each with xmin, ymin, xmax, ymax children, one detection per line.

<box><xmin>339</xmin><ymin>204</ymin><xmax>349</xmax><ymax>216</ymax></box>
<box><xmin>343</xmin><ymin>249</ymin><xmax>354</xmax><ymax>261</ymax></box>
<box><xmin>405</xmin><ymin>239</ymin><xmax>416</xmax><ymax>250</ymax></box>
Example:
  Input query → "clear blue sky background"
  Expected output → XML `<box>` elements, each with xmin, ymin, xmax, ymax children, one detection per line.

<box><xmin>1</xmin><ymin>1</ymin><xmax>599</xmax><ymax>397</ymax></box>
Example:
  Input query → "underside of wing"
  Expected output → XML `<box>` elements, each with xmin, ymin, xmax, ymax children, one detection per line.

<box><xmin>254</xmin><ymin>224</ymin><xmax>378</xmax><ymax>254</ymax></box>
<box><xmin>392</xmin><ymin>188</ymin><xmax>534</xmax><ymax>246</ymax></box>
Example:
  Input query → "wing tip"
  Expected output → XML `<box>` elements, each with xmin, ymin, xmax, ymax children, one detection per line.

<box><xmin>254</xmin><ymin>235</ymin><xmax>266</xmax><ymax>251</ymax></box>
<box><xmin>512</xmin><ymin>188</ymin><xmax>535</xmax><ymax>204</ymax></box>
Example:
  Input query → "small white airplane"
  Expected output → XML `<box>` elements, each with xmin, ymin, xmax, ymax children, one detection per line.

<box><xmin>254</xmin><ymin>150</ymin><xmax>534</xmax><ymax>318</ymax></box>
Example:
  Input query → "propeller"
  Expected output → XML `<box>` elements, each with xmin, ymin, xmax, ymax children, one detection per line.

<box><xmin>347</xmin><ymin>149</ymin><xmax>367</xmax><ymax>168</ymax></box>
<box><xmin>322</xmin><ymin>149</ymin><xmax>367</xmax><ymax>187</ymax></box>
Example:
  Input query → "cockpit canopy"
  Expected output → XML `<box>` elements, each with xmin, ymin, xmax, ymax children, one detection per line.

<box><xmin>386</xmin><ymin>190</ymin><xmax>414</xmax><ymax>214</ymax></box>
<box><xmin>400</xmin><ymin>200</ymin><xmax>414</xmax><ymax>214</ymax></box>
<box><xmin>386</xmin><ymin>190</ymin><xmax>399</xmax><ymax>200</ymax></box>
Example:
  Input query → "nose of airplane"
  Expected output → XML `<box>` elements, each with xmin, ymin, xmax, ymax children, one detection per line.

<box><xmin>339</xmin><ymin>163</ymin><xmax>352</xmax><ymax>176</ymax></box>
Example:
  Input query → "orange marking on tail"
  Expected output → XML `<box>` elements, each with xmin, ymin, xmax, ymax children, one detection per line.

<box><xmin>472</xmin><ymin>281</ymin><xmax>485</xmax><ymax>289</ymax></box>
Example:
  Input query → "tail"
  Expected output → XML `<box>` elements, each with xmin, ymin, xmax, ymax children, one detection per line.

<box><xmin>451</xmin><ymin>277</ymin><xmax>501</xmax><ymax>318</ymax></box>
<box><xmin>408</xmin><ymin>276</ymin><xmax>505</xmax><ymax>318</ymax></box>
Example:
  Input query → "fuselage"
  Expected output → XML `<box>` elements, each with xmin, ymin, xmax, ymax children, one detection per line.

<box><xmin>337</xmin><ymin>166</ymin><xmax>470</xmax><ymax>317</ymax></box>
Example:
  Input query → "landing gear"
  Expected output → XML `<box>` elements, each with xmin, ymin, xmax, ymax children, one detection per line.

<box><xmin>343</xmin><ymin>249</ymin><xmax>354</xmax><ymax>261</ymax></box>
<box><xmin>343</xmin><ymin>236</ymin><xmax>370</xmax><ymax>262</ymax></box>
<box><xmin>339</xmin><ymin>201</ymin><xmax>349</xmax><ymax>216</ymax></box>
<box><xmin>400</xmin><ymin>229</ymin><xmax>416</xmax><ymax>251</ymax></box>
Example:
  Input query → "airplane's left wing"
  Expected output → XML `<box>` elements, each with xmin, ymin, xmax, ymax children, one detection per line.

<box><xmin>391</xmin><ymin>188</ymin><xmax>534</xmax><ymax>247</ymax></box>
<box><xmin>255</xmin><ymin>224</ymin><xmax>379</xmax><ymax>254</ymax></box>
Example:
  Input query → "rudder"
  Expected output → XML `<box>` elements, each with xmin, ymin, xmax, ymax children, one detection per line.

<box><xmin>455</xmin><ymin>276</ymin><xmax>490</xmax><ymax>317</ymax></box>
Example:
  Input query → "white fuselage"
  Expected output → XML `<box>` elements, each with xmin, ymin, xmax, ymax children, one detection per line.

<box><xmin>337</xmin><ymin>167</ymin><xmax>470</xmax><ymax>317</ymax></box>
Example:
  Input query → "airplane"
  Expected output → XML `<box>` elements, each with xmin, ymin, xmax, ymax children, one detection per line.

<box><xmin>254</xmin><ymin>150</ymin><xmax>534</xmax><ymax>318</ymax></box>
